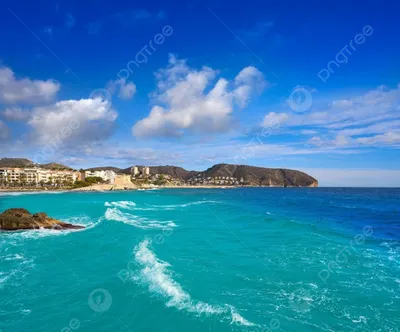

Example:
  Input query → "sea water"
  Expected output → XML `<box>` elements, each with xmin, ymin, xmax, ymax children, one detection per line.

<box><xmin>0</xmin><ymin>188</ymin><xmax>399</xmax><ymax>331</ymax></box>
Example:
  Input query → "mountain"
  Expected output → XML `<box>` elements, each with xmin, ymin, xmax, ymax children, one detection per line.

<box><xmin>124</xmin><ymin>163</ymin><xmax>318</xmax><ymax>187</ymax></box>
<box><xmin>85</xmin><ymin>166</ymin><xmax>124</xmax><ymax>173</ymax></box>
<box><xmin>122</xmin><ymin>165</ymin><xmax>192</xmax><ymax>179</ymax></box>
<box><xmin>0</xmin><ymin>158</ymin><xmax>34</xmax><ymax>167</ymax></box>
<box><xmin>192</xmin><ymin>164</ymin><xmax>318</xmax><ymax>187</ymax></box>
<box><xmin>0</xmin><ymin>158</ymin><xmax>318</xmax><ymax>187</ymax></box>
<box><xmin>40</xmin><ymin>163</ymin><xmax>73</xmax><ymax>170</ymax></box>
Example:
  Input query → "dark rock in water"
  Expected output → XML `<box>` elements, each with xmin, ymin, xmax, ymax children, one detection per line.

<box><xmin>0</xmin><ymin>208</ymin><xmax>85</xmax><ymax>231</ymax></box>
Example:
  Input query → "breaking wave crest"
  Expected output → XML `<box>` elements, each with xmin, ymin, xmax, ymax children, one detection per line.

<box><xmin>104</xmin><ymin>201</ymin><xmax>136</xmax><ymax>210</ymax></box>
<box><xmin>145</xmin><ymin>200</ymin><xmax>222</xmax><ymax>210</ymax></box>
<box><xmin>104</xmin><ymin>200</ymin><xmax>220</xmax><ymax>211</ymax></box>
<box><xmin>105</xmin><ymin>208</ymin><xmax>176</xmax><ymax>230</ymax></box>
<box><xmin>133</xmin><ymin>239</ymin><xmax>255</xmax><ymax>326</ymax></box>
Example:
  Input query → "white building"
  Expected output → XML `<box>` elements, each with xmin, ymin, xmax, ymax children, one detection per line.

<box><xmin>0</xmin><ymin>168</ymin><xmax>79</xmax><ymax>186</ymax></box>
<box><xmin>131</xmin><ymin>166</ymin><xmax>139</xmax><ymax>176</ymax></box>
<box><xmin>131</xmin><ymin>166</ymin><xmax>150</xmax><ymax>177</ymax></box>
<box><xmin>83</xmin><ymin>170</ymin><xmax>116</xmax><ymax>184</ymax></box>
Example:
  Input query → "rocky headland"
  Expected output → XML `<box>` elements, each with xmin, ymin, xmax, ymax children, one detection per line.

<box><xmin>0</xmin><ymin>208</ymin><xmax>85</xmax><ymax>231</ymax></box>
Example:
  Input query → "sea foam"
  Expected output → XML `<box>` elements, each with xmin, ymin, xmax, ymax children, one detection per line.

<box><xmin>105</xmin><ymin>208</ymin><xmax>176</xmax><ymax>230</ymax></box>
<box><xmin>144</xmin><ymin>200</ymin><xmax>222</xmax><ymax>210</ymax></box>
<box><xmin>133</xmin><ymin>239</ymin><xmax>255</xmax><ymax>326</ymax></box>
<box><xmin>104</xmin><ymin>201</ymin><xmax>136</xmax><ymax>210</ymax></box>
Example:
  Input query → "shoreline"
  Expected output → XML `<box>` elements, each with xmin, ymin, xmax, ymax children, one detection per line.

<box><xmin>0</xmin><ymin>183</ymin><xmax>317</xmax><ymax>194</ymax></box>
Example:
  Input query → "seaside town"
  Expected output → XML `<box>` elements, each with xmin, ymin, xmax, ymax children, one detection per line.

<box><xmin>0</xmin><ymin>166</ymin><xmax>150</xmax><ymax>188</ymax></box>
<box><xmin>0</xmin><ymin>157</ymin><xmax>318</xmax><ymax>190</ymax></box>
<box><xmin>0</xmin><ymin>165</ymin><xmax>246</xmax><ymax>190</ymax></box>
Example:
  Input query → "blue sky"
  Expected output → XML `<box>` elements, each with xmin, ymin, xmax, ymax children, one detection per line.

<box><xmin>0</xmin><ymin>0</ymin><xmax>399</xmax><ymax>186</ymax></box>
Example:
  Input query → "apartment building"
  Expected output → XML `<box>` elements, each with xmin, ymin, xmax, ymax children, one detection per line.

<box><xmin>0</xmin><ymin>168</ymin><xmax>79</xmax><ymax>186</ymax></box>
<box><xmin>131</xmin><ymin>166</ymin><xmax>150</xmax><ymax>177</ymax></box>
<box><xmin>131</xmin><ymin>166</ymin><xmax>139</xmax><ymax>176</ymax></box>
<box><xmin>82</xmin><ymin>170</ymin><xmax>116</xmax><ymax>184</ymax></box>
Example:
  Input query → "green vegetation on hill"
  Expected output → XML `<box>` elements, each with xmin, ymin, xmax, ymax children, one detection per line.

<box><xmin>40</xmin><ymin>163</ymin><xmax>72</xmax><ymax>171</ymax></box>
<box><xmin>73</xmin><ymin>176</ymin><xmax>105</xmax><ymax>189</ymax></box>
<box><xmin>0</xmin><ymin>158</ymin><xmax>34</xmax><ymax>167</ymax></box>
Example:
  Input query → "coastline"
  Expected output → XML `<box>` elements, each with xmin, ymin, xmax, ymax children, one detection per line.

<box><xmin>0</xmin><ymin>187</ymin><xmax>67</xmax><ymax>193</ymax></box>
<box><xmin>0</xmin><ymin>183</ymin><xmax>318</xmax><ymax>194</ymax></box>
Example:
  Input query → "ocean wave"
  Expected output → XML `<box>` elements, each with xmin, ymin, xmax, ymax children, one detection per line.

<box><xmin>3</xmin><ymin>253</ymin><xmax>25</xmax><ymax>261</ymax></box>
<box><xmin>104</xmin><ymin>201</ymin><xmax>136</xmax><ymax>210</ymax></box>
<box><xmin>133</xmin><ymin>239</ymin><xmax>255</xmax><ymax>326</ymax></box>
<box><xmin>105</xmin><ymin>208</ymin><xmax>176</xmax><ymax>230</ymax></box>
<box><xmin>103</xmin><ymin>200</ymin><xmax>221</xmax><ymax>212</ymax></box>
<box><xmin>145</xmin><ymin>200</ymin><xmax>222</xmax><ymax>210</ymax></box>
<box><xmin>0</xmin><ymin>255</ymin><xmax>36</xmax><ymax>288</ymax></box>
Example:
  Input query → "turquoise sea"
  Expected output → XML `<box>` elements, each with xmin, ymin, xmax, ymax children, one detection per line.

<box><xmin>0</xmin><ymin>188</ymin><xmax>399</xmax><ymax>332</ymax></box>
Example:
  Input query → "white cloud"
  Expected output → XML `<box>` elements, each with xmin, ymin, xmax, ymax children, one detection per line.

<box><xmin>300</xmin><ymin>129</ymin><xmax>317</xmax><ymax>135</ymax></box>
<box><xmin>119</xmin><ymin>80</ymin><xmax>136</xmax><ymax>100</ymax></box>
<box><xmin>0</xmin><ymin>66</ymin><xmax>60</xmax><ymax>104</ymax></box>
<box><xmin>133</xmin><ymin>55</ymin><xmax>267</xmax><ymax>137</ymax></box>
<box><xmin>1</xmin><ymin>107</ymin><xmax>31</xmax><ymax>121</ymax></box>
<box><xmin>0</xmin><ymin>120</ymin><xmax>9</xmax><ymax>140</ymax></box>
<box><xmin>28</xmin><ymin>98</ymin><xmax>118</xmax><ymax>145</ymax></box>
<box><xmin>107</xmin><ymin>78</ymin><xmax>137</xmax><ymax>100</ymax></box>
<box><xmin>356</xmin><ymin>132</ymin><xmax>400</xmax><ymax>145</ymax></box>
<box><xmin>284</xmin><ymin>84</ymin><xmax>400</xmax><ymax>148</ymax></box>
<box><xmin>262</xmin><ymin>112</ymin><xmax>288</xmax><ymax>128</ymax></box>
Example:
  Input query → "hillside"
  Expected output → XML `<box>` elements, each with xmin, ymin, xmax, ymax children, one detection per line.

<box><xmin>122</xmin><ymin>165</ymin><xmax>191</xmax><ymax>178</ymax></box>
<box><xmin>0</xmin><ymin>158</ymin><xmax>34</xmax><ymax>167</ymax></box>
<box><xmin>40</xmin><ymin>163</ymin><xmax>72</xmax><ymax>170</ymax></box>
<box><xmin>190</xmin><ymin>164</ymin><xmax>318</xmax><ymax>187</ymax></box>
<box><xmin>125</xmin><ymin>163</ymin><xmax>318</xmax><ymax>187</ymax></box>
<box><xmin>85</xmin><ymin>166</ymin><xmax>124</xmax><ymax>173</ymax></box>
<box><xmin>0</xmin><ymin>158</ymin><xmax>318</xmax><ymax>187</ymax></box>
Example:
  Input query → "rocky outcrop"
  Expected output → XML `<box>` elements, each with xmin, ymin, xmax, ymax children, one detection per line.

<box><xmin>190</xmin><ymin>164</ymin><xmax>318</xmax><ymax>187</ymax></box>
<box><xmin>0</xmin><ymin>208</ymin><xmax>85</xmax><ymax>231</ymax></box>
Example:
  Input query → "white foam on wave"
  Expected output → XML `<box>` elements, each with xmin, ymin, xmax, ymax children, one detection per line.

<box><xmin>0</xmin><ymin>272</ymin><xmax>10</xmax><ymax>287</ymax></box>
<box><xmin>104</xmin><ymin>201</ymin><xmax>136</xmax><ymax>210</ymax></box>
<box><xmin>105</xmin><ymin>208</ymin><xmax>176</xmax><ymax>230</ymax></box>
<box><xmin>3</xmin><ymin>253</ymin><xmax>24</xmax><ymax>261</ymax></box>
<box><xmin>105</xmin><ymin>201</ymin><xmax>160</xmax><ymax>211</ymax></box>
<box><xmin>133</xmin><ymin>239</ymin><xmax>255</xmax><ymax>326</ymax></box>
<box><xmin>146</xmin><ymin>200</ymin><xmax>221</xmax><ymax>210</ymax></box>
<box><xmin>0</xmin><ymin>255</ymin><xmax>36</xmax><ymax>288</ymax></box>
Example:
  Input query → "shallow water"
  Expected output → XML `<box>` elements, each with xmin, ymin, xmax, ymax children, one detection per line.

<box><xmin>0</xmin><ymin>188</ymin><xmax>399</xmax><ymax>331</ymax></box>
